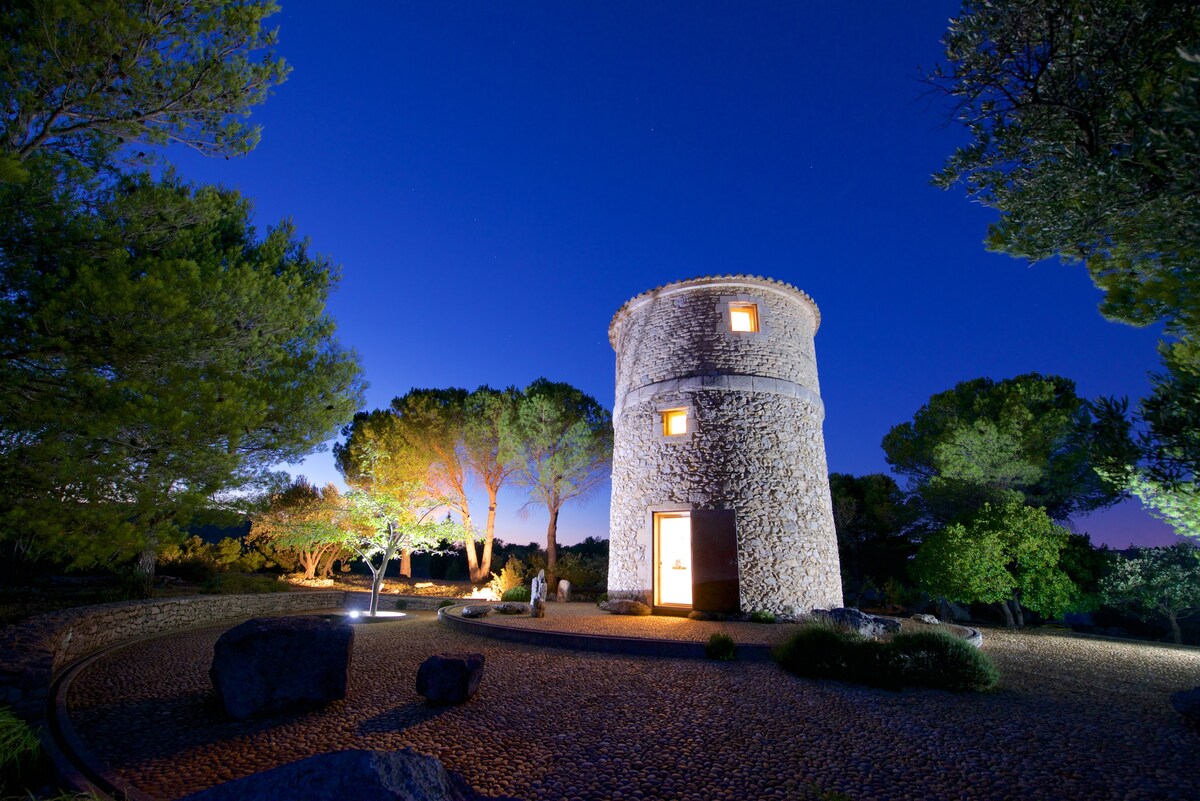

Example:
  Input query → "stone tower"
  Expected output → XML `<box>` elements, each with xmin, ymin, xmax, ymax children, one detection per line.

<box><xmin>606</xmin><ymin>275</ymin><xmax>843</xmax><ymax>617</ymax></box>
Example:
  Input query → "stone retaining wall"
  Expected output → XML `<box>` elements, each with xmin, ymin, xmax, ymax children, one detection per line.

<box><xmin>0</xmin><ymin>590</ymin><xmax>346</xmax><ymax>724</ymax></box>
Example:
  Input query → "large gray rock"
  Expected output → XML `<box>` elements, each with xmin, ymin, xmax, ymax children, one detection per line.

<box><xmin>459</xmin><ymin>605</ymin><xmax>491</xmax><ymax>618</ymax></box>
<box><xmin>493</xmin><ymin>602</ymin><xmax>528</xmax><ymax>615</ymax></box>
<box><xmin>556</xmin><ymin>579</ymin><xmax>572</xmax><ymax>602</ymax></box>
<box><xmin>912</xmin><ymin>613</ymin><xmax>941</xmax><ymax>625</ymax></box>
<box><xmin>600</xmin><ymin>599</ymin><xmax>652</xmax><ymax>616</ymax></box>
<box><xmin>178</xmin><ymin>748</ymin><xmax>511</xmax><ymax>801</ymax></box>
<box><xmin>416</xmin><ymin>653</ymin><xmax>485</xmax><ymax>706</ymax></box>
<box><xmin>1171</xmin><ymin>686</ymin><xmax>1200</xmax><ymax>722</ymax></box>
<box><xmin>810</xmin><ymin>607</ymin><xmax>900</xmax><ymax>638</ymax></box>
<box><xmin>210</xmin><ymin>616</ymin><xmax>353</xmax><ymax>720</ymax></box>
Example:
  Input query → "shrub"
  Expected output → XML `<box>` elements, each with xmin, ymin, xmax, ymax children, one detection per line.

<box><xmin>200</xmin><ymin>573</ymin><xmax>287</xmax><ymax>595</ymax></box>
<box><xmin>554</xmin><ymin>551</ymin><xmax>608</xmax><ymax>589</ymax></box>
<box><xmin>596</xmin><ymin>592</ymin><xmax>609</xmax><ymax>605</ymax></box>
<box><xmin>438</xmin><ymin>599</ymin><xmax>456</xmax><ymax>609</ymax></box>
<box><xmin>749</xmin><ymin>610</ymin><xmax>776</xmax><ymax>624</ymax></box>
<box><xmin>501</xmin><ymin>584</ymin><xmax>531</xmax><ymax>602</ymax></box>
<box><xmin>705</xmin><ymin>633</ymin><xmax>737</xmax><ymax>661</ymax></box>
<box><xmin>488</xmin><ymin>556</ymin><xmax>526</xmax><ymax>598</ymax></box>
<box><xmin>887</xmin><ymin>630</ymin><xmax>999</xmax><ymax>692</ymax></box>
<box><xmin>394</xmin><ymin>598</ymin><xmax>409</xmax><ymax>610</ymax></box>
<box><xmin>0</xmin><ymin>705</ymin><xmax>46</xmax><ymax>794</ymax></box>
<box><xmin>774</xmin><ymin>622</ymin><xmax>863</xmax><ymax>680</ymax></box>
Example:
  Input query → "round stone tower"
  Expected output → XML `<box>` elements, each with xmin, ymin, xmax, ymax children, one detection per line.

<box><xmin>607</xmin><ymin>275</ymin><xmax>842</xmax><ymax>617</ymax></box>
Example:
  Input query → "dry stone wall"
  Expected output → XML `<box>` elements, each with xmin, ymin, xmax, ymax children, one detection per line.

<box><xmin>0</xmin><ymin>590</ymin><xmax>345</xmax><ymax>724</ymax></box>
<box><xmin>608</xmin><ymin>275</ymin><xmax>843</xmax><ymax>616</ymax></box>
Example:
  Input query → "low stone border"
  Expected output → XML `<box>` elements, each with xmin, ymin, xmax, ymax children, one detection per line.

<box><xmin>0</xmin><ymin>590</ymin><xmax>347</xmax><ymax>725</ymax></box>
<box><xmin>438</xmin><ymin>605</ymin><xmax>776</xmax><ymax>660</ymax></box>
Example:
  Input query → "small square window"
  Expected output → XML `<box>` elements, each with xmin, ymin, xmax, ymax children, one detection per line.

<box><xmin>661</xmin><ymin>408</ymin><xmax>688</xmax><ymax>436</ymax></box>
<box><xmin>729</xmin><ymin>302</ymin><xmax>759</xmax><ymax>333</ymax></box>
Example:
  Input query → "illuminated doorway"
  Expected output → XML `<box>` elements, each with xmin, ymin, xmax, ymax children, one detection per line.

<box><xmin>654</xmin><ymin>512</ymin><xmax>692</xmax><ymax>607</ymax></box>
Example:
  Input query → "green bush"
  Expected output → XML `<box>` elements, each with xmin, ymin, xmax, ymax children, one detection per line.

<box><xmin>749</xmin><ymin>610</ymin><xmax>776</xmax><ymax>623</ymax></box>
<box><xmin>438</xmin><ymin>599</ymin><xmax>456</xmax><ymax>609</ymax></box>
<box><xmin>200</xmin><ymin>573</ymin><xmax>287</xmax><ymax>595</ymax></box>
<box><xmin>887</xmin><ymin>630</ymin><xmax>999</xmax><ymax>692</ymax></box>
<box><xmin>488</xmin><ymin>555</ymin><xmax>526</xmax><ymax>598</ymax></box>
<box><xmin>774</xmin><ymin>623</ymin><xmax>997</xmax><ymax>692</ymax></box>
<box><xmin>596</xmin><ymin>592</ymin><xmax>608</xmax><ymax>605</ymax></box>
<box><xmin>705</xmin><ymin>633</ymin><xmax>737</xmax><ymax>661</ymax></box>
<box><xmin>553</xmin><ymin>551</ymin><xmax>608</xmax><ymax>590</ymax></box>
<box><xmin>501</xmin><ymin>584</ymin><xmax>531</xmax><ymax>602</ymax></box>
<box><xmin>394</xmin><ymin>598</ymin><xmax>409</xmax><ymax>610</ymax></box>
<box><xmin>0</xmin><ymin>705</ymin><xmax>46</xmax><ymax>794</ymax></box>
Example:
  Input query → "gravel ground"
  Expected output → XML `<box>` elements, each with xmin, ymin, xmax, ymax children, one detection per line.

<box><xmin>458</xmin><ymin>603</ymin><xmax>936</xmax><ymax>647</ymax></box>
<box><xmin>66</xmin><ymin>612</ymin><xmax>1200</xmax><ymax>801</ymax></box>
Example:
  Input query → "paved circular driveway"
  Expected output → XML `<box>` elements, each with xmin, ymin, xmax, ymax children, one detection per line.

<box><xmin>64</xmin><ymin>612</ymin><xmax>1200</xmax><ymax>801</ymax></box>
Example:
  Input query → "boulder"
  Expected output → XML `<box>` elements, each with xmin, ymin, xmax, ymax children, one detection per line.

<box><xmin>810</xmin><ymin>607</ymin><xmax>900</xmax><ymax>638</ymax></box>
<box><xmin>600</xmin><ymin>599</ymin><xmax>652</xmax><ymax>616</ymax></box>
<box><xmin>912</xmin><ymin>613</ymin><xmax>941</xmax><ymax>625</ymax></box>
<box><xmin>1171</xmin><ymin>686</ymin><xmax>1200</xmax><ymax>722</ymax></box>
<box><xmin>493</xmin><ymin>602</ymin><xmax>528</xmax><ymax>615</ymax></box>
<box><xmin>459</xmin><ymin>605</ymin><xmax>491</xmax><ymax>618</ymax></box>
<box><xmin>556</xmin><ymin>579</ymin><xmax>572</xmax><ymax>602</ymax></box>
<box><xmin>416</xmin><ymin>653</ymin><xmax>485</xmax><ymax>706</ymax></box>
<box><xmin>210</xmin><ymin>616</ymin><xmax>353</xmax><ymax>720</ymax></box>
<box><xmin>178</xmin><ymin>748</ymin><xmax>511</xmax><ymax>801</ymax></box>
<box><xmin>938</xmin><ymin>599</ymin><xmax>971</xmax><ymax>623</ymax></box>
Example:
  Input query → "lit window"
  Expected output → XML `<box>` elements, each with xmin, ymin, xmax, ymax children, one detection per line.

<box><xmin>729</xmin><ymin>302</ymin><xmax>759</xmax><ymax>333</ymax></box>
<box><xmin>661</xmin><ymin>408</ymin><xmax>688</xmax><ymax>436</ymax></box>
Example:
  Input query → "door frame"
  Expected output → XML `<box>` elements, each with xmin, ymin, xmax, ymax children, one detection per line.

<box><xmin>651</xmin><ymin>508</ymin><xmax>693</xmax><ymax>610</ymax></box>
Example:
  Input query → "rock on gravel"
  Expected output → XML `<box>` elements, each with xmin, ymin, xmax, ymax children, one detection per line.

<box><xmin>177</xmin><ymin>748</ymin><xmax>509</xmax><ymax>801</ymax></box>
<box><xmin>810</xmin><ymin>607</ymin><xmax>900</xmax><ymax>637</ymax></box>
<box><xmin>416</xmin><ymin>653</ymin><xmax>485</xmax><ymax>706</ymax></box>
<box><xmin>1171</xmin><ymin>686</ymin><xmax>1200</xmax><ymax>722</ymax></box>
<box><xmin>911</xmin><ymin>613</ymin><xmax>940</xmax><ymax>625</ymax></box>
<box><xmin>599</xmin><ymin>599</ymin><xmax>652</xmax><ymax>616</ymax></box>
<box><xmin>460</xmin><ymin>605</ymin><xmax>491</xmax><ymax>618</ymax></box>
<box><xmin>493</xmin><ymin>603</ymin><xmax>528</xmax><ymax>615</ymax></box>
<box><xmin>209</xmin><ymin>616</ymin><xmax>353</xmax><ymax>720</ymax></box>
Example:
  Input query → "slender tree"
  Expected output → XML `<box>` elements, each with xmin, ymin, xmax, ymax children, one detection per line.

<box><xmin>503</xmin><ymin>379</ymin><xmax>612</xmax><ymax>585</ymax></box>
<box><xmin>250</xmin><ymin>478</ymin><xmax>344</xmax><ymax>580</ymax></box>
<box><xmin>461</xmin><ymin>386</ymin><xmax>522</xmax><ymax>581</ymax></box>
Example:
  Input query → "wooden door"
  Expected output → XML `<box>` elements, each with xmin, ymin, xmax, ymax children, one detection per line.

<box><xmin>690</xmin><ymin>509</ymin><xmax>739</xmax><ymax>613</ymax></box>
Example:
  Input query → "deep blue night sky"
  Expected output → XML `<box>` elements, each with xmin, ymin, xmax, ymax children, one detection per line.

<box><xmin>169</xmin><ymin>1</ymin><xmax>1179</xmax><ymax>549</ymax></box>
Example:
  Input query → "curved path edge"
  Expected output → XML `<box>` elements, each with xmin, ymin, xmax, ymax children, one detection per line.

<box><xmin>438</xmin><ymin>606</ymin><xmax>776</xmax><ymax>661</ymax></box>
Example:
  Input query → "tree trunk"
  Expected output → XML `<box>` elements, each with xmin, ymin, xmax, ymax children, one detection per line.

<box><xmin>462</xmin><ymin>509</ymin><xmax>482</xmax><ymax>582</ymax></box>
<box><xmin>399</xmin><ymin>548</ymin><xmax>411</xmax><ymax>578</ymax></box>
<box><xmin>318</xmin><ymin>547</ymin><xmax>339</xmax><ymax>579</ymax></box>
<box><xmin>1009</xmin><ymin>596</ymin><xmax>1025</xmax><ymax>628</ymax></box>
<box><xmin>369</xmin><ymin>566</ymin><xmax>384</xmax><ymax>616</ymax></box>
<box><xmin>132</xmin><ymin>534</ymin><xmax>158</xmax><ymax>597</ymax></box>
<box><xmin>999</xmin><ymin>600</ymin><xmax>1016</xmax><ymax>628</ymax></box>
<box><xmin>1168</xmin><ymin>611</ymin><xmax>1182</xmax><ymax>644</ymax></box>
<box><xmin>300</xmin><ymin>550</ymin><xmax>319</xmax><ymax>580</ymax></box>
<box><xmin>546</xmin><ymin>505</ymin><xmax>559</xmax><ymax>588</ymax></box>
<box><xmin>479</xmin><ymin>487</ymin><xmax>499</xmax><ymax>580</ymax></box>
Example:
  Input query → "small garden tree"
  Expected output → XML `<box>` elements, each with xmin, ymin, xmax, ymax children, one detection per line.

<box><xmin>1101</xmin><ymin>543</ymin><xmax>1200</xmax><ymax>644</ymax></box>
<box><xmin>250</xmin><ymin>478</ymin><xmax>345</xmax><ymax>580</ymax></box>
<box><xmin>912</xmin><ymin>499</ymin><xmax>1079</xmax><ymax>627</ymax></box>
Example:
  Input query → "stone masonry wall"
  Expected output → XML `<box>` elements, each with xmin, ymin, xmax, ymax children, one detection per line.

<box><xmin>0</xmin><ymin>590</ymin><xmax>346</xmax><ymax>724</ymax></box>
<box><xmin>608</xmin><ymin>276</ymin><xmax>843</xmax><ymax>616</ymax></box>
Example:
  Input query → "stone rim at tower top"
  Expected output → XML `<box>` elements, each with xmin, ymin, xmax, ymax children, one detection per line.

<box><xmin>608</xmin><ymin>274</ymin><xmax>823</xmax><ymax>348</ymax></box>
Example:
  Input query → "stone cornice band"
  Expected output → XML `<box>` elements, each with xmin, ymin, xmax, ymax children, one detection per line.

<box><xmin>615</xmin><ymin>374</ymin><xmax>824</xmax><ymax>420</ymax></box>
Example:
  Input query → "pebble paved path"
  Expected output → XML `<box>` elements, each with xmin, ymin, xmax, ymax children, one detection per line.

<box><xmin>66</xmin><ymin>612</ymin><xmax>1200</xmax><ymax>801</ymax></box>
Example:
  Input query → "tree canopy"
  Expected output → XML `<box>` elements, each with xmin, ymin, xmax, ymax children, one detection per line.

<box><xmin>0</xmin><ymin>170</ymin><xmax>363</xmax><ymax>570</ymax></box>
<box><xmin>911</xmin><ymin>500</ymin><xmax>1080</xmax><ymax>625</ymax></box>
<box><xmin>931</xmin><ymin>0</ymin><xmax>1200</xmax><ymax>334</ymax></box>
<box><xmin>0</xmin><ymin>0</ymin><xmax>289</xmax><ymax>180</ymax></box>
<box><xmin>1101</xmin><ymin>542</ymin><xmax>1200</xmax><ymax>643</ymax></box>
<box><xmin>503</xmin><ymin>379</ymin><xmax>612</xmax><ymax>583</ymax></box>
<box><xmin>829</xmin><ymin>472</ymin><xmax>918</xmax><ymax>598</ymax></box>
<box><xmin>883</xmin><ymin>373</ymin><xmax>1123</xmax><ymax>523</ymax></box>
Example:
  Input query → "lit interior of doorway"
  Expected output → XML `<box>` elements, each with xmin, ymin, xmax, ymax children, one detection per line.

<box><xmin>654</xmin><ymin>512</ymin><xmax>692</xmax><ymax>607</ymax></box>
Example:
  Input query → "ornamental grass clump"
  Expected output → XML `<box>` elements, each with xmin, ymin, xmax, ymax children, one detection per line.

<box><xmin>705</xmin><ymin>632</ymin><xmax>737</xmax><ymax>661</ymax></box>
<box><xmin>0</xmin><ymin>705</ymin><xmax>45</xmax><ymax>794</ymax></box>
<box><xmin>887</xmin><ymin>629</ymin><xmax>999</xmax><ymax>692</ymax></box>
<box><xmin>772</xmin><ymin>622</ymin><xmax>866</xmax><ymax>681</ymax></box>
<box><xmin>501</xmin><ymin>584</ymin><xmax>531</xmax><ymax>602</ymax></box>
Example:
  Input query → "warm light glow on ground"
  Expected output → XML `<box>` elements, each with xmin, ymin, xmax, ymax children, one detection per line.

<box><xmin>464</xmin><ymin>587</ymin><xmax>500</xmax><ymax>600</ymax></box>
